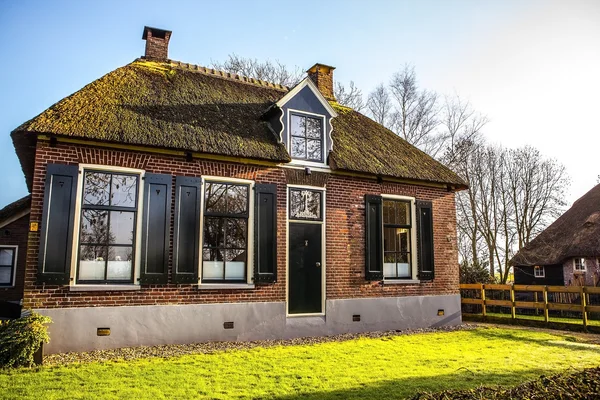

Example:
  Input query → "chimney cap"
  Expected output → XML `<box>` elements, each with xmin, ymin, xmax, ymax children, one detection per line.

<box><xmin>307</xmin><ymin>63</ymin><xmax>336</xmax><ymax>74</ymax></box>
<box><xmin>142</xmin><ymin>26</ymin><xmax>172</xmax><ymax>40</ymax></box>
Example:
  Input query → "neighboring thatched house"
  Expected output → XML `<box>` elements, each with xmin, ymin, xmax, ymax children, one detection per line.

<box><xmin>9</xmin><ymin>27</ymin><xmax>467</xmax><ymax>353</ymax></box>
<box><xmin>511</xmin><ymin>184</ymin><xmax>600</xmax><ymax>286</ymax></box>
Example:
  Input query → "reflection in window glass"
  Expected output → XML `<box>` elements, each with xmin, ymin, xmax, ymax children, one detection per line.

<box><xmin>289</xmin><ymin>189</ymin><xmax>322</xmax><ymax>220</ymax></box>
<box><xmin>78</xmin><ymin>171</ymin><xmax>138</xmax><ymax>283</ymax></box>
<box><xmin>202</xmin><ymin>182</ymin><xmax>249</xmax><ymax>282</ymax></box>
<box><xmin>383</xmin><ymin>200</ymin><xmax>412</xmax><ymax>279</ymax></box>
<box><xmin>290</xmin><ymin>114</ymin><xmax>323</xmax><ymax>162</ymax></box>
<box><xmin>0</xmin><ymin>247</ymin><xmax>15</xmax><ymax>286</ymax></box>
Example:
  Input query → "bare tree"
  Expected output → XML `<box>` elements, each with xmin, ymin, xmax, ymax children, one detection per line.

<box><xmin>212</xmin><ymin>54</ymin><xmax>303</xmax><ymax>87</ymax></box>
<box><xmin>335</xmin><ymin>81</ymin><xmax>365</xmax><ymax>112</ymax></box>
<box><xmin>367</xmin><ymin>84</ymin><xmax>393</xmax><ymax>126</ymax></box>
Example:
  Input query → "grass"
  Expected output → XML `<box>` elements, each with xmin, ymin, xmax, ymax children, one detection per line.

<box><xmin>2</xmin><ymin>327</ymin><xmax>600</xmax><ymax>399</ymax></box>
<box><xmin>486</xmin><ymin>312</ymin><xmax>600</xmax><ymax>326</ymax></box>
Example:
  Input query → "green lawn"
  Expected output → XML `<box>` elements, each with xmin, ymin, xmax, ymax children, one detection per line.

<box><xmin>2</xmin><ymin>327</ymin><xmax>600</xmax><ymax>400</ymax></box>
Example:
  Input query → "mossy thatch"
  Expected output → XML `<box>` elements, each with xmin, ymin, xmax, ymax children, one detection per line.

<box><xmin>12</xmin><ymin>59</ymin><xmax>466</xmax><ymax>190</ymax></box>
<box><xmin>511</xmin><ymin>183</ymin><xmax>600</xmax><ymax>266</ymax></box>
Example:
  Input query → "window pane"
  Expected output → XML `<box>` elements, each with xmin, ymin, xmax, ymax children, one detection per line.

<box><xmin>106</xmin><ymin>247</ymin><xmax>132</xmax><ymax>280</ymax></box>
<box><xmin>291</xmin><ymin>137</ymin><xmax>306</xmax><ymax>158</ymax></box>
<box><xmin>225</xmin><ymin>249</ymin><xmax>246</xmax><ymax>279</ymax></box>
<box><xmin>226</xmin><ymin>218</ymin><xmax>247</xmax><ymax>248</ymax></box>
<box><xmin>203</xmin><ymin>217</ymin><xmax>225</xmax><ymax>248</ymax></box>
<box><xmin>205</xmin><ymin>183</ymin><xmax>227</xmax><ymax>213</ymax></box>
<box><xmin>0</xmin><ymin>248</ymin><xmax>14</xmax><ymax>266</ymax></box>
<box><xmin>83</xmin><ymin>172</ymin><xmax>111</xmax><ymax>206</ymax></box>
<box><xmin>306</xmin><ymin>117</ymin><xmax>322</xmax><ymax>139</ymax></box>
<box><xmin>384</xmin><ymin>253</ymin><xmax>397</xmax><ymax>278</ymax></box>
<box><xmin>397</xmin><ymin>228</ymin><xmax>410</xmax><ymax>253</ymax></box>
<box><xmin>202</xmin><ymin>248</ymin><xmax>224</xmax><ymax>279</ymax></box>
<box><xmin>289</xmin><ymin>189</ymin><xmax>321</xmax><ymax>220</ymax></box>
<box><xmin>306</xmin><ymin>139</ymin><xmax>322</xmax><ymax>161</ymax></box>
<box><xmin>0</xmin><ymin>267</ymin><xmax>11</xmax><ymax>284</ymax></box>
<box><xmin>109</xmin><ymin>211</ymin><xmax>135</xmax><ymax>245</ymax></box>
<box><xmin>397</xmin><ymin>253</ymin><xmax>411</xmax><ymax>278</ymax></box>
<box><xmin>227</xmin><ymin>185</ymin><xmax>248</xmax><ymax>215</ymax></box>
<box><xmin>383</xmin><ymin>200</ymin><xmax>410</xmax><ymax>225</ymax></box>
<box><xmin>291</xmin><ymin>115</ymin><xmax>306</xmax><ymax>137</ymax></box>
<box><xmin>384</xmin><ymin>227</ymin><xmax>397</xmax><ymax>252</ymax></box>
<box><xmin>395</xmin><ymin>201</ymin><xmax>410</xmax><ymax>225</ymax></box>
<box><xmin>80</xmin><ymin>210</ymin><xmax>108</xmax><ymax>244</ymax></box>
<box><xmin>383</xmin><ymin>200</ymin><xmax>395</xmax><ymax>224</ymax></box>
<box><xmin>111</xmin><ymin>175</ymin><xmax>137</xmax><ymax>208</ymax></box>
<box><xmin>79</xmin><ymin>245</ymin><xmax>107</xmax><ymax>280</ymax></box>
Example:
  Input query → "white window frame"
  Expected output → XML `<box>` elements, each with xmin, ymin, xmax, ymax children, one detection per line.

<box><xmin>381</xmin><ymin>194</ymin><xmax>419</xmax><ymax>283</ymax></box>
<box><xmin>574</xmin><ymin>258</ymin><xmax>586</xmax><ymax>272</ymax></box>
<box><xmin>0</xmin><ymin>245</ymin><xmax>18</xmax><ymax>288</ymax></box>
<box><xmin>287</xmin><ymin>109</ymin><xmax>328</xmax><ymax>168</ymax></box>
<box><xmin>286</xmin><ymin>184</ymin><xmax>327</xmax><ymax>317</ymax></box>
<box><xmin>198</xmin><ymin>176</ymin><xmax>255</xmax><ymax>288</ymax></box>
<box><xmin>534</xmin><ymin>265</ymin><xmax>545</xmax><ymax>278</ymax></box>
<box><xmin>69</xmin><ymin>164</ymin><xmax>145</xmax><ymax>290</ymax></box>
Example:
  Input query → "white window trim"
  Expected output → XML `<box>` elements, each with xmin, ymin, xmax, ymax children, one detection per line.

<box><xmin>287</xmin><ymin>109</ymin><xmax>329</xmax><ymax>168</ymax></box>
<box><xmin>574</xmin><ymin>257</ymin><xmax>586</xmax><ymax>272</ymax></box>
<box><xmin>286</xmin><ymin>184</ymin><xmax>327</xmax><ymax>317</ymax></box>
<box><xmin>381</xmin><ymin>194</ymin><xmax>419</xmax><ymax>283</ymax></box>
<box><xmin>198</xmin><ymin>176</ymin><xmax>255</xmax><ymax>287</ymax></box>
<box><xmin>0</xmin><ymin>245</ymin><xmax>18</xmax><ymax>288</ymax></box>
<box><xmin>534</xmin><ymin>266</ymin><xmax>545</xmax><ymax>278</ymax></box>
<box><xmin>69</xmin><ymin>164</ymin><xmax>146</xmax><ymax>288</ymax></box>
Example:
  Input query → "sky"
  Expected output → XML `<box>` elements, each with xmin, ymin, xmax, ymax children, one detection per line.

<box><xmin>1</xmin><ymin>0</ymin><xmax>599</xmax><ymax>209</ymax></box>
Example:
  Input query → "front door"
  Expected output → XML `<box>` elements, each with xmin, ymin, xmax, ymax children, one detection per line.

<box><xmin>289</xmin><ymin>223</ymin><xmax>322</xmax><ymax>314</ymax></box>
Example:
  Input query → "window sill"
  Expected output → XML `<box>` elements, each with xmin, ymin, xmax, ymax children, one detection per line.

<box><xmin>384</xmin><ymin>279</ymin><xmax>421</xmax><ymax>285</ymax></box>
<box><xmin>69</xmin><ymin>285</ymin><xmax>141</xmax><ymax>292</ymax></box>
<box><xmin>198</xmin><ymin>283</ymin><xmax>255</xmax><ymax>290</ymax></box>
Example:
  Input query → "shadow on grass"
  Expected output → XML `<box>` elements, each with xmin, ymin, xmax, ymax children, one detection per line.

<box><xmin>266</xmin><ymin>368</ymin><xmax>550</xmax><ymax>400</ymax></box>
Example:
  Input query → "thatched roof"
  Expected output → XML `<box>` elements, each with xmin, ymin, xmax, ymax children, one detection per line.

<box><xmin>0</xmin><ymin>195</ymin><xmax>31</xmax><ymax>225</ymax></box>
<box><xmin>12</xmin><ymin>59</ymin><xmax>466</xmax><ymax>190</ymax></box>
<box><xmin>511</xmin><ymin>184</ymin><xmax>600</xmax><ymax>266</ymax></box>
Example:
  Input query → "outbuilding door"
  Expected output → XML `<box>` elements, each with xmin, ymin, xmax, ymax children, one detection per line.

<box><xmin>288</xmin><ymin>223</ymin><xmax>322</xmax><ymax>314</ymax></box>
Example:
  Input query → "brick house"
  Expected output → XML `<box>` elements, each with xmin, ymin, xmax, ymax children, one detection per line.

<box><xmin>512</xmin><ymin>184</ymin><xmax>600</xmax><ymax>286</ymax></box>
<box><xmin>8</xmin><ymin>27</ymin><xmax>467</xmax><ymax>354</ymax></box>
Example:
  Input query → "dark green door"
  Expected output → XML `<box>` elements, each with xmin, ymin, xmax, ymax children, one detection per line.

<box><xmin>289</xmin><ymin>223</ymin><xmax>322</xmax><ymax>314</ymax></box>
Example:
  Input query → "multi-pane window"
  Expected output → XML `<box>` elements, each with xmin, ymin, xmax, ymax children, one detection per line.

<box><xmin>77</xmin><ymin>171</ymin><xmax>139</xmax><ymax>283</ymax></box>
<box><xmin>0</xmin><ymin>246</ymin><xmax>17</xmax><ymax>287</ymax></box>
<box><xmin>290</xmin><ymin>114</ymin><xmax>323</xmax><ymax>162</ymax></box>
<box><xmin>574</xmin><ymin>258</ymin><xmax>586</xmax><ymax>271</ymax></box>
<box><xmin>202</xmin><ymin>182</ymin><xmax>249</xmax><ymax>282</ymax></box>
<box><xmin>383</xmin><ymin>200</ymin><xmax>412</xmax><ymax>279</ymax></box>
<box><xmin>534</xmin><ymin>266</ymin><xmax>545</xmax><ymax>278</ymax></box>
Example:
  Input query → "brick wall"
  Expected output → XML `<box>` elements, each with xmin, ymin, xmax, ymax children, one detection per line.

<box><xmin>0</xmin><ymin>214</ymin><xmax>29</xmax><ymax>303</ymax></box>
<box><xmin>23</xmin><ymin>141</ymin><xmax>459</xmax><ymax>309</ymax></box>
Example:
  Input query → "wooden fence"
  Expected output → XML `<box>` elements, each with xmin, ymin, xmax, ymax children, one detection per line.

<box><xmin>460</xmin><ymin>283</ymin><xmax>600</xmax><ymax>329</ymax></box>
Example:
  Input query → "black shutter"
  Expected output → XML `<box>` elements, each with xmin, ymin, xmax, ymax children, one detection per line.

<box><xmin>38</xmin><ymin>163</ymin><xmax>79</xmax><ymax>284</ymax></box>
<box><xmin>254</xmin><ymin>183</ymin><xmax>277</xmax><ymax>283</ymax></box>
<box><xmin>417</xmin><ymin>200</ymin><xmax>435</xmax><ymax>281</ymax></box>
<box><xmin>173</xmin><ymin>176</ymin><xmax>201</xmax><ymax>284</ymax></box>
<box><xmin>365</xmin><ymin>194</ymin><xmax>383</xmax><ymax>281</ymax></box>
<box><xmin>140</xmin><ymin>173</ymin><xmax>172</xmax><ymax>284</ymax></box>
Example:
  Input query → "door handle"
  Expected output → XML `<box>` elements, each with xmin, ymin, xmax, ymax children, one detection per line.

<box><xmin>316</xmin><ymin>262</ymin><xmax>321</xmax><ymax>268</ymax></box>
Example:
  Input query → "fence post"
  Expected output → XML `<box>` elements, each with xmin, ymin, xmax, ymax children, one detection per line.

<box><xmin>510</xmin><ymin>284</ymin><xmax>516</xmax><ymax>320</ymax></box>
<box><xmin>481</xmin><ymin>284</ymin><xmax>486</xmax><ymax>318</ymax></box>
<box><xmin>543</xmin><ymin>286</ymin><xmax>549</xmax><ymax>323</ymax></box>
<box><xmin>534</xmin><ymin>291</ymin><xmax>539</xmax><ymax>315</ymax></box>
<box><xmin>582</xmin><ymin>286</ymin><xmax>588</xmax><ymax>331</ymax></box>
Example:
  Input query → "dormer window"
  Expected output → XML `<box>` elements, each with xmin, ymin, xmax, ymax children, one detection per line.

<box><xmin>290</xmin><ymin>113</ymin><xmax>324</xmax><ymax>162</ymax></box>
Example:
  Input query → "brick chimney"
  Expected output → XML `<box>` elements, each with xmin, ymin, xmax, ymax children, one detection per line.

<box><xmin>142</xmin><ymin>26</ymin><xmax>172</xmax><ymax>61</ymax></box>
<box><xmin>307</xmin><ymin>63</ymin><xmax>336</xmax><ymax>101</ymax></box>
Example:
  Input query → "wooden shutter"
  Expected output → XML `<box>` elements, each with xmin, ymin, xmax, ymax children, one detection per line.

<box><xmin>365</xmin><ymin>194</ymin><xmax>383</xmax><ymax>281</ymax></box>
<box><xmin>254</xmin><ymin>183</ymin><xmax>277</xmax><ymax>283</ymax></box>
<box><xmin>140</xmin><ymin>173</ymin><xmax>172</xmax><ymax>284</ymax></box>
<box><xmin>417</xmin><ymin>200</ymin><xmax>435</xmax><ymax>281</ymax></box>
<box><xmin>38</xmin><ymin>163</ymin><xmax>79</xmax><ymax>284</ymax></box>
<box><xmin>173</xmin><ymin>176</ymin><xmax>201</xmax><ymax>284</ymax></box>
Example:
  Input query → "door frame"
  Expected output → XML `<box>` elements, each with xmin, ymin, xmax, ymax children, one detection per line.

<box><xmin>286</xmin><ymin>184</ymin><xmax>326</xmax><ymax>317</ymax></box>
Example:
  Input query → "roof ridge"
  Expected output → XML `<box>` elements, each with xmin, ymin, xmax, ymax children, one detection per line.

<box><xmin>135</xmin><ymin>58</ymin><xmax>290</xmax><ymax>92</ymax></box>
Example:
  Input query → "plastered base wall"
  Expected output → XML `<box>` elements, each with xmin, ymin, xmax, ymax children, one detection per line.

<box><xmin>38</xmin><ymin>294</ymin><xmax>461</xmax><ymax>354</ymax></box>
